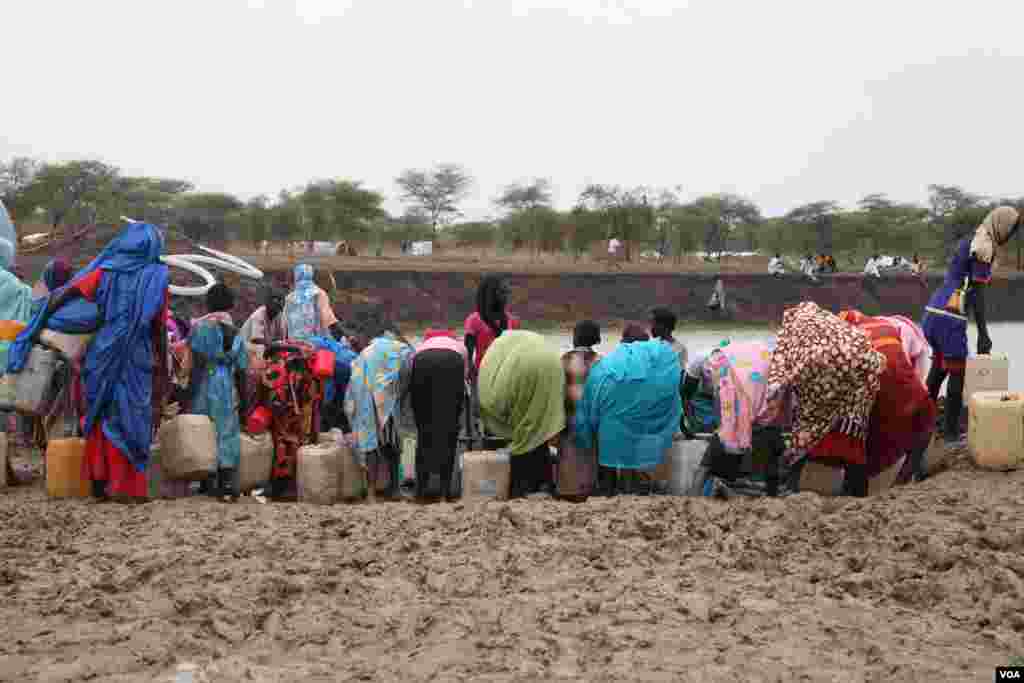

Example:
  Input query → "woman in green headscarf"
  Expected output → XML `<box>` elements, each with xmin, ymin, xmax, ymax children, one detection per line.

<box><xmin>478</xmin><ymin>330</ymin><xmax>565</xmax><ymax>498</ymax></box>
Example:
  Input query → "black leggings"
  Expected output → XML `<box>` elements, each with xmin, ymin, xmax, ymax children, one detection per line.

<box><xmin>510</xmin><ymin>445</ymin><xmax>550</xmax><ymax>498</ymax></box>
<box><xmin>927</xmin><ymin>364</ymin><xmax>964</xmax><ymax>441</ymax></box>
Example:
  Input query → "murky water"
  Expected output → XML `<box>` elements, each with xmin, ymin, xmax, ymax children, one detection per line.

<box><xmin>414</xmin><ymin>322</ymin><xmax>1022</xmax><ymax>392</ymax></box>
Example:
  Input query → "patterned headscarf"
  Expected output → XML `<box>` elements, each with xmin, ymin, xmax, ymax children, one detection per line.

<box><xmin>766</xmin><ymin>302</ymin><xmax>885</xmax><ymax>454</ymax></box>
<box><xmin>971</xmin><ymin>206</ymin><xmax>1019</xmax><ymax>265</ymax></box>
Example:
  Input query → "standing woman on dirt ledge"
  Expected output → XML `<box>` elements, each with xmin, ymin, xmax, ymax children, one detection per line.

<box><xmin>920</xmin><ymin>206</ymin><xmax>1021</xmax><ymax>460</ymax></box>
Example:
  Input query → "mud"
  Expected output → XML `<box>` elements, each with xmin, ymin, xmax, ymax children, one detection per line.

<box><xmin>0</xmin><ymin>444</ymin><xmax>1021</xmax><ymax>682</ymax></box>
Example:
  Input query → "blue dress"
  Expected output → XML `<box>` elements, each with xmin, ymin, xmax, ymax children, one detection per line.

<box><xmin>574</xmin><ymin>340</ymin><xmax>682</xmax><ymax>470</ymax></box>
<box><xmin>921</xmin><ymin>238</ymin><xmax>993</xmax><ymax>363</ymax></box>
<box><xmin>190</xmin><ymin>319</ymin><xmax>249</xmax><ymax>471</ymax></box>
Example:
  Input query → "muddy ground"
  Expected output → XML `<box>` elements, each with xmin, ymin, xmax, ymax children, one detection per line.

<box><xmin>0</xmin><ymin>445</ymin><xmax>1021</xmax><ymax>682</ymax></box>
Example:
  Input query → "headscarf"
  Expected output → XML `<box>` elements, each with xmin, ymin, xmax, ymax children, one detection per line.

<box><xmin>478</xmin><ymin>330</ymin><xmax>566</xmax><ymax>456</ymax></box>
<box><xmin>971</xmin><ymin>206</ymin><xmax>1019</xmax><ymax>265</ymax></box>
<box><xmin>13</xmin><ymin>223</ymin><xmax>167</xmax><ymax>471</ymax></box>
<box><xmin>42</xmin><ymin>258</ymin><xmax>72</xmax><ymax>292</ymax></box>
<box><xmin>476</xmin><ymin>275</ymin><xmax>509</xmax><ymax>336</ymax></box>
<box><xmin>766</xmin><ymin>302</ymin><xmax>884</xmax><ymax>459</ymax></box>
<box><xmin>424</xmin><ymin>328</ymin><xmax>456</xmax><ymax>341</ymax></box>
<box><xmin>708</xmin><ymin>341</ymin><xmax>775</xmax><ymax>452</ymax></box>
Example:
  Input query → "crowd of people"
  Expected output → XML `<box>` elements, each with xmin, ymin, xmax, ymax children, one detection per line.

<box><xmin>0</xmin><ymin>204</ymin><xmax>1017</xmax><ymax>504</ymax></box>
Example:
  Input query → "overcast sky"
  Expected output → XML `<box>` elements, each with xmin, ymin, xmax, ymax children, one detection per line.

<box><xmin>3</xmin><ymin>0</ymin><xmax>1023</xmax><ymax>220</ymax></box>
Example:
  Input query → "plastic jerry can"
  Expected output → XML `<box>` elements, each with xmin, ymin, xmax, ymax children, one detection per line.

<box><xmin>239</xmin><ymin>433</ymin><xmax>274</xmax><ymax>493</ymax></box>
<box><xmin>0</xmin><ymin>320</ymin><xmax>26</xmax><ymax>342</ymax></box>
<box><xmin>968</xmin><ymin>391</ymin><xmax>1024</xmax><ymax>471</ymax></box>
<box><xmin>13</xmin><ymin>346</ymin><xmax>59</xmax><ymax>416</ymax></box>
<box><xmin>246</xmin><ymin>406</ymin><xmax>272</xmax><ymax>435</ymax></box>
<box><xmin>297</xmin><ymin>442</ymin><xmax>340</xmax><ymax>504</ymax></box>
<box><xmin>867</xmin><ymin>455</ymin><xmax>906</xmax><ymax>496</ymax></box>
<box><xmin>964</xmin><ymin>354</ymin><xmax>1009</xmax><ymax>401</ymax></box>
<box><xmin>662</xmin><ymin>440</ymin><xmax>710</xmax><ymax>496</ymax></box>
<box><xmin>797</xmin><ymin>459</ymin><xmax>845</xmax><ymax>496</ymax></box>
<box><xmin>311</xmin><ymin>349</ymin><xmax>336</xmax><ymax>379</ymax></box>
<box><xmin>46</xmin><ymin>437</ymin><xmax>90</xmax><ymax>498</ymax></box>
<box><xmin>461</xmin><ymin>450</ymin><xmax>510</xmax><ymax>501</ymax></box>
<box><xmin>158</xmin><ymin>415</ymin><xmax>217</xmax><ymax>480</ymax></box>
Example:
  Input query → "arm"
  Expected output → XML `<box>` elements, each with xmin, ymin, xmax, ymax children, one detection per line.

<box><xmin>464</xmin><ymin>333</ymin><xmax>477</xmax><ymax>371</ymax></box>
<box><xmin>969</xmin><ymin>283</ymin><xmax>991</xmax><ymax>354</ymax></box>
<box><xmin>574</xmin><ymin>371</ymin><xmax>600</xmax><ymax>450</ymax></box>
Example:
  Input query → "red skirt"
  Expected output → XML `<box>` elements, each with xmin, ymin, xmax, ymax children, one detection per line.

<box><xmin>82</xmin><ymin>426</ymin><xmax>148</xmax><ymax>499</ymax></box>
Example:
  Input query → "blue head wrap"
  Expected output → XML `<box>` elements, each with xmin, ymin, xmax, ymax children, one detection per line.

<box><xmin>9</xmin><ymin>222</ymin><xmax>168</xmax><ymax>472</ymax></box>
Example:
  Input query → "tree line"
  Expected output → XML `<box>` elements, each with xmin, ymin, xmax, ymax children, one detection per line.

<box><xmin>2</xmin><ymin>157</ymin><xmax>1020</xmax><ymax>265</ymax></box>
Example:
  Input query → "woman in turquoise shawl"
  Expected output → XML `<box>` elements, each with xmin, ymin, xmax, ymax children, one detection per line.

<box><xmin>575</xmin><ymin>338</ymin><xmax>682</xmax><ymax>487</ymax></box>
<box><xmin>189</xmin><ymin>283</ymin><xmax>248</xmax><ymax>499</ymax></box>
<box><xmin>0</xmin><ymin>236</ymin><xmax>34</xmax><ymax>368</ymax></box>
<box><xmin>344</xmin><ymin>311</ymin><xmax>414</xmax><ymax>500</ymax></box>
<box><xmin>478</xmin><ymin>330</ymin><xmax>566</xmax><ymax>498</ymax></box>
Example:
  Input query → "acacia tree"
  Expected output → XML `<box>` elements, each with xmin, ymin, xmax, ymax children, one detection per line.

<box><xmin>395</xmin><ymin>163</ymin><xmax>473</xmax><ymax>235</ymax></box>
<box><xmin>691</xmin><ymin>193</ymin><xmax>762</xmax><ymax>256</ymax></box>
<box><xmin>28</xmin><ymin>160</ymin><xmax>121</xmax><ymax>231</ymax></box>
<box><xmin>494</xmin><ymin>178</ymin><xmax>553</xmax><ymax>260</ymax></box>
<box><xmin>0</xmin><ymin>157</ymin><xmax>44</xmax><ymax>232</ymax></box>
<box><xmin>577</xmin><ymin>184</ymin><xmax>657</xmax><ymax>262</ymax></box>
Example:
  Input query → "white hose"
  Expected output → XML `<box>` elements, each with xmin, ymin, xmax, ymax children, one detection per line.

<box><xmin>162</xmin><ymin>255</ymin><xmax>217</xmax><ymax>297</ymax></box>
<box><xmin>121</xmin><ymin>215</ymin><xmax>265</xmax><ymax>297</ymax></box>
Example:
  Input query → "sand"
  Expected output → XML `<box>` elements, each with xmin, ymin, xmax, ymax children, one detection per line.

<box><xmin>0</xmin><ymin>445</ymin><xmax>1021</xmax><ymax>682</ymax></box>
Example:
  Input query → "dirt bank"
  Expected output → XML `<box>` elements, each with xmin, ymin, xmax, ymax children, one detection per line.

<box><xmin>0</xmin><ymin>445</ymin><xmax>1020</xmax><ymax>682</ymax></box>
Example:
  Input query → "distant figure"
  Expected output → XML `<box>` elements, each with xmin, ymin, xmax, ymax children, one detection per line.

<box><xmin>824</xmin><ymin>255</ymin><xmax>837</xmax><ymax>273</ymax></box>
<box><xmin>607</xmin><ymin>237</ymin><xmax>623</xmax><ymax>270</ymax></box>
<box><xmin>768</xmin><ymin>253</ymin><xmax>785</xmax><ymax>276</ymax></box>
<box><xmin>911</xmin><ymin>253</ymin><xmax>924</xmax><ymax>275</ymax></box>
<box><xmin>799</xmin><ymin>253</ymin><xmax>818</xmax><ymax>281</ymax></box>
<box><xmin>864</xmin><ymin>254</ymin><xmax>882</xmax><ymax>279</ymax></box>
<box><xmin>707</xmin><ymin>278</ymin><xmax>727</xmax><ymax>313</ymax></box>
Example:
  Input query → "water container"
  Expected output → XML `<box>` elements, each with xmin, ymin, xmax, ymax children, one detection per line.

<box><xmin>13</xmin><ymin>346</ymin><xmax>59</xmax><ymax>416</ymax></box>
<box><xmin>867</xmin><ymin>455</ymin><xmax>906</xmax><ymax>496</ymax></box>
<box><xmin>797</xmin><ymin>459</ymin><xmax>845</xmax><ymax>496</ymax></box>
<box><xmin>461</xmin><ymin>450</ymin><xmax>511</xmax><ymax>501</ymax></box>
<box><xmin>337</xmin><ymin>439</ymin><xmax>366</xmax><ymax>501</ymax></box>
<box><xmin>146</xmin><ymin>442</ymin><xmax>192</xmax><ymax>499</ymax></box>
<box><xmin>46</xmin><ymin>437</ymin><xmax>90</xmax><ymax>498</ymax></box>
<box><xmin>297</xmin><ymin>441</ymin><xmax>340</xmax><ymax>504</ymax></box>
<box><xmin>239</xmin><ymin>433</ymin><xmax>273</xmax><ymax>493</ymax></box>
<box><xmin>662</xmin><ymin>440</ymin><xmax>710</xmax><ymax>496</ymax></box>
<box><xmin>158</xmin><ymin>415</ymin><xmax>217</xmax><ymax>480</ymax></box>
<box><xmin>0</xmin><ymin>320</ymin><xmax>26</xmax><ymax>342</ymax></box>
<box><xmin>39</xmin><ymin>330</ymin><xmax>94</xmax><ymax>363</ymax></box>
<box><xmin>968</xmin><ymin>391</ymin><xmax>1024</xmax><ymax>471</ymax></box>
<box><xmin>965</xmin><ymin>354</ymin><xmax>1009</xmax><ymax>402</ymax></box>
<box><xmin>311</xmin><ymin>349</ymin><xmax>335</xmax><ymax>379</ymax></box>
<box><xmin>246</xmin><ymin>406</ymin><xmax>271</xmax><ymax>435</ymax></box>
